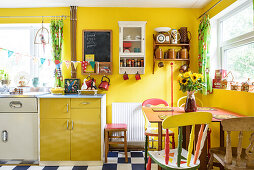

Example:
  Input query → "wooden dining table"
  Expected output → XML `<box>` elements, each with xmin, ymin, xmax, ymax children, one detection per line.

<box><xmin>142</xmin><ymin>107</ymin><xmax>245</xmax><ymax>170</ymax></box>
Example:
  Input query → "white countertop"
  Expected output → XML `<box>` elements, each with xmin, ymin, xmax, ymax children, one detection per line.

<box><xmin>38</xmin><ymin>93</ymin><xmax>106</xmax><ymax>98</ymax></box>
<box><xmin>0</xmin><ymin>92</ymin><xmax>50</xmax><ymax>98</ymax></box>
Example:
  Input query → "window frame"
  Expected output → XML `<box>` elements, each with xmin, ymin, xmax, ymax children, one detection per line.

<box><xmin>0</xmin><ymin>23</ymin><xmax>52</xmax><ymax>87</ymax></box>
<box><xmin>217</xmin><ymin>0</ymin><xmax>254</xmax><ymax>73</ymax></box>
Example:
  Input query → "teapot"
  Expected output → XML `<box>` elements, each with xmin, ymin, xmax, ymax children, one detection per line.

<box><xmin>99</xmin><ymin>76</ymin><xmax>110</xmax><ymax>91</ymax></box>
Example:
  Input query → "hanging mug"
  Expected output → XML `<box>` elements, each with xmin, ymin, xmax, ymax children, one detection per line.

<box><xmin>135</xmin><ymin>72</ymin><xmax>141</xmax><ymax>80</ymax></box>
<box><xmin>99</xmin><ymin>76</ymin><xmax>110</xmax><ymax>91</ymax></box>
<box><xmin>123</xmin><ymin>72</ymin><xmax>129</xmax><ymax>80</ymax></box>
<box><xmin>170</xmin><ymin>29</ymin><xmax>181</xmax><ymax>44</ymax></box>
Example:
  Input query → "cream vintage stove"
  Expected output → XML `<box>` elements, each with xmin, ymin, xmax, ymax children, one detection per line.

<box><xmin>0</xmin><ymin>92</ymin><xmax>46</xmax><ymax>161</ymax></box>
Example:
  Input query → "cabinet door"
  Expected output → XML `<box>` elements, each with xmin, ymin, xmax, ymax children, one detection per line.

<box><xmin>71</xmin><ymin>109</ymin><xmax>101</xmax><ymax>161</ymax></box>
<box><xmin>40</xmin><ymin>99</ymin><xmax>70</xmax><ymax>119</ymax></box>
<box><xmin>40</xmin><ymin>119</ymin><xmax>71</xmax><ymax>161</ymax></box>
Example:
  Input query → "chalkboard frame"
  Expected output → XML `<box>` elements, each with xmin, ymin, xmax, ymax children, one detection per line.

<box><xmin>82</xmin><ymin>29</ymin><xmax>112</xmax><ymax>75</ymax></box>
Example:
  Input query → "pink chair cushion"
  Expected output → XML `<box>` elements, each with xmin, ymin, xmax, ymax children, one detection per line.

<box><xmin>105</xmin><ymin>123</ymin><xmax>127</xmax><ymax>130</ymax></box>
<box><xmin>142</xmin><ymin>98</ymin><xmax>169</xmax><ymax>107</ymax></box>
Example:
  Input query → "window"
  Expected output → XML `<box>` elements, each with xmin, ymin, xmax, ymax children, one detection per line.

<box><xmin>215</xmin><ymin>0</ymin><xmax>254</xmax><ymax>83</ymax></box>
<box><xmin>0</xmin><ymin>24</ymin><xmax>54</xmax><ymax>87</ymax></box>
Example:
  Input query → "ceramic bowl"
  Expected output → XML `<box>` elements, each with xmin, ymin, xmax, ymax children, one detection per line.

<box><xmin>154</xmin><ymin>27</ymin><xmax>171</xmax><ymax>33</ymax></box>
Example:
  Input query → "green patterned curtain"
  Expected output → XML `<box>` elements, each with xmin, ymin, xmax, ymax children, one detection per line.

<box><xmin>50</xmin><ymin>19</ymin><xmax>64</xmax><ymax>87</ymax></box>
<box><xmin>198</xmin><ymin>15</ymin><xmax>212</xmax><ymax>95</ymax></box>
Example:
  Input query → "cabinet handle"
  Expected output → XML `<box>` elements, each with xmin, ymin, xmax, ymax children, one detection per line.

<box><xmin>1</xmin><ymin>130</ymin><xmax>8</xmax><ymax>143</ymax></box>
<box><xmin>72</xmin><ymin>120</ymin><xmax>74</xmax><ymax>130</ymax></box>
<box><xmin>81</xmin><ymin>102</ymin><xmax>90</xmax><ymax>105</ymax></box>
<box><xmin>67</xmin><ymin>120</ymin><xmax>69</xmax><ymax>130</ymax></box>
<box><xmin>9</xmin><ymin>101</ymin><xmax>22</xmax><ymax>109</ymax></box>
<box><xmin>67</xmin><ymin>104</ymin><xmax>69</xmax><ymax>112</ymax></box>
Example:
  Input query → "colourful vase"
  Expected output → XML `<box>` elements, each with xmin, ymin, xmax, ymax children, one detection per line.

<box><xmin>185</xmin><ymin>91</ymin><xmax>197</xmax><ymax>112</ymax></box>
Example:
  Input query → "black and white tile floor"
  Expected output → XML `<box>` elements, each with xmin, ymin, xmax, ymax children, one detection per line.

<box><xmin>0</xmin><ymin>151</ymin><xmax>158</xmax><ymax>170</ymax></box>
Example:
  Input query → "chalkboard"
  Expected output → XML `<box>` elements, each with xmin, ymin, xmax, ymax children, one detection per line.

<box><xmin>83</xmin><ymin>30</ymin><xmax>112</xmax><ymax>62</ymax></box>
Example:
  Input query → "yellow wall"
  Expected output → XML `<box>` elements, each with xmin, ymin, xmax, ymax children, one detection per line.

<box><xmin>73</xmin><ymin>7</ymin><xmax>201</xmax><ymax>123</ymax></box>
<box><xmin>201</xmin><ymin>0</ymin><xmax>237</xmax><ymax>18</ymax></box>
<box><xmin>0</xmin><ymin>7</ymin><xmax>201</xmax><ymax>124</ymax></box>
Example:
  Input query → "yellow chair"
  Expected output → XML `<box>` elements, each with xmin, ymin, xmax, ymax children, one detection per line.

<box><xmin>142</xmin><ymin>98</ymin><xmax>175</xmax><ymax>168</ymax></box>
<box><xmin>146</xmin><ymin>112</ymin><xmax>212</xmax><ymax>170</ymax></box>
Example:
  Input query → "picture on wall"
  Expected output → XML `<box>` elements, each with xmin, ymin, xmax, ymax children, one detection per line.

<box><xmin>64</xmin><ymin>79</ymin><xmax>80</xmax><ymax>93</ymax></box>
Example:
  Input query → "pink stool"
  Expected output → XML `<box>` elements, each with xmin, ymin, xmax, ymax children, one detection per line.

<box><xmin>104</xmin><ymin>123</ymin><xmax>128</xmax><ymax>163</ymax></box>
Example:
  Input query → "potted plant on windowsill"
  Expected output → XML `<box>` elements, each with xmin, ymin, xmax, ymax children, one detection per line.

<box><xmin>177</xmin><ymin>71</ymin><xmax>205</xmax><ymax>112</ymax></box>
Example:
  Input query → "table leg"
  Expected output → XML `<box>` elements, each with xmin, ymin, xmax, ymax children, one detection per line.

<box><xmin>220</xmin><ymin>123</ymin><xmax>224</xmax><ymax>147</ymax></box>
<box><xmin>158</xmin><ymin>122</ymin><xmax>162</xmax><ymax>170</ymax></box>
<box><xmin>219</xmin><ymin>123</ymin><xmax>225</xmax><ymax>170</ymax></box>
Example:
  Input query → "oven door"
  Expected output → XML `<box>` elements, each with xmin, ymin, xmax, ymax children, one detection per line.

<box><xmin>0</xmin><ymin>113</ymin><xmax>38</xmax><ymax>160</ymax></box>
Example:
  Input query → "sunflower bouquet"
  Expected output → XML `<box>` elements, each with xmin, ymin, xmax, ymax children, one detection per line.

<box><xmin>177</xmin><ymin>71</ymin><xmax>204</xmax><ymax>92</ymax></box>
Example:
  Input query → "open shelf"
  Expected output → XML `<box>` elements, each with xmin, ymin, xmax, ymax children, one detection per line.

<box><xmin>154</xmin><ymin>43</ymin><xmax>190</xmax><ymax>46</ymax></box>
<box><xmin>154</xmin><ymin>59</ymin><xmax>189</xmax><ymax>61</ymax></box>
<box><xmin>153</xmin><ymin>34</ymin><xmax>190</xmax><ymax>74</ymax></box>
<box><xmin>123</xmin><ymin>40</ymin><xmax>142</xmax><ymax>42</ymax></box>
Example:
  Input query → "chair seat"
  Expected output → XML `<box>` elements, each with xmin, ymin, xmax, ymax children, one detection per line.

<box><xmin>105</xmin><ymin>123</ymin><xmax>127</xmax><ymax>130</ymax></box>
<box><xmin>145</xmin><ymin>127</ymin><xmax>173</xmax><ymax>136</ymax></box>
<box><xmin>210</xmin><ymin>147</ymin><xmax>248</xmax><ymax>169</ymax></box>
<box><xmin>148</xmin><ymin>149</ymin><xmax>200</xmax><ymax>170</ymax></box>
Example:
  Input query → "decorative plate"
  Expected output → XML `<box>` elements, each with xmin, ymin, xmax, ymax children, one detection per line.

<box><xmin>154</xmin><ymin>27</ymin><xmax>171</xmax><ymax>33</ymax></box>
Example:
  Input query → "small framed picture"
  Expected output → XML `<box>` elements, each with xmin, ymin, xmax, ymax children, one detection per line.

<box><xmin>64</xmin><ymin>79</ymin><xmax>80</xmax><ymax>94</ymax></box>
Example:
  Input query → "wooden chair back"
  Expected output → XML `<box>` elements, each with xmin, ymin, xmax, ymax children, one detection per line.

<box><xmin>222</xmin><ymin>117</ymin><xmax>254</xmax><ymax>168</ymax></box>
<box><xmin>142</xmin><ymin>98</ymin><xmax>169</xmax><ymax>107</ymax></box>
<box><xmin>162</xmin><ymin>112</ymin><xmax>212</xmax><ymax>167</ymax></box>
<box><xmin>142</xmin><ymin>98</ymin><xmax>169</xmax><ymax>129</ymax></box>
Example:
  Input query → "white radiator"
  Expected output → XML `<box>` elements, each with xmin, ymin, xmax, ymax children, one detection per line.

<box><xmin>112</xmin><ymin>103</ymin><xmax>145</xmax><ymax>143</ymax></box>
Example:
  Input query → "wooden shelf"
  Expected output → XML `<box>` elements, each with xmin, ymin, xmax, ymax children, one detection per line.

<box><xmin>123</xmin><ymin>40</ymin><xmax>141</xmax><ymax>42</ymax></box>
<box><xmin>152</xmin><ymin>34</ymin><xmax>190</xmax><ymax>74</ymax></box>
<box><xmin>120</xmin><ymin>67</ymin><xmax>144</xmax><ymax>68</ymax></box>
<box><xmin>154</xmin><ymin>43</ymin><xmax>190</xmax><ymax>46</ymax></box>
<box><xmin>154</xmin><ymin>59</ymin><xmax>189</xmax><ymax>61</ymax></box>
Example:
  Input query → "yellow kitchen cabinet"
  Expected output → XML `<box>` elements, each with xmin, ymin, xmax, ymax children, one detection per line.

<box><xmin>71</xmin><ymin>108</ymin><xmax>101</xmax><ymax>161</ymax></box>
<box><xmin>40</xmin><ymin>119</ymin><xmax>71</xmax><ymax>161</ymax></box>
<box><xmin>40</xmin><ymin>98</ymin><xmax>70</xmax><ymax>119</ymax></box>
<box><xmin>39</xmin><ymin>95</ymin><xmax>106</xmax><ymax>163</ymax></box>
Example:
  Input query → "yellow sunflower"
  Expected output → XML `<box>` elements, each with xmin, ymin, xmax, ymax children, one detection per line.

<box><xmin>180</xmin><ymin>78</ymin><xmax>188</xmax><ymax>85</ymax></box>
<box><xmin>191</xmin><ymin>73</ymin><xmax>199</xmax><ymax>82</ymax></box>
<box><xmin>177</xmin><ymin>74</ymin><xmax>183</xmax><ymax>81</ymax></box>
<box><xmin>183</xmin><ymin>71</ymin><xmax>191</xmax><ymax>78</ymax></box>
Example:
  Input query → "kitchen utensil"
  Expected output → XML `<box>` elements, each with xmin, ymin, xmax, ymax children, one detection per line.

<box><xmin>135</xmin><ymin>35</ymin><xmax>141</xmax><ymax>40</ymax></box>
<box><xmin>99</xmin><ymin>76</ymin><xmax>110</xmax><ymax>91</ymax></box>
<box><xmin>135</xmin><ymin>72</ymin><xmax>141</xmax><ymax>80</ymax></box>
<box><xmin>155</xmin><ymin>48</ymin><xmax>163</xmax><ymax>59</ymax></box>
<box><xmin>164</xmin><ymin>51</ymin><xmax>169</xmax><ymax>59</ymax></box>
<box><xmin>158</xmin><ymin>62</ymin><xmax>164</xmax><ymax>68</ymax></box>
<box><xmin>170</xmin><ymin>29</ymin><xmax>181</xmax><ymax>44</ymax></box>
<box><xmin>125</xmin><ymin>35</ymin><xmax>131</xmax><ymax>40</ymax></box>
<box><xmin>180</xmin><ymin>48</ymin><xmax>188</xmax><ymax>59</ymax></box>
<box><xmin>168</xmin><ymin>49</ymin><xmax>176</xmax><ymax>59</ymax></box>
<box><xmin>123</xmin><ymin>72</ymin><xmax>129</xmax><ymax>80</ymax></box>
<box><xmin>154</xmin><ymin>27</ymin><xmax>171</xmax><ymax>33</ymax></box>
<box><xmin>178</xmin><ymin>27</ymin><xmax>191</xmax><ymax>44</ymax></box>
<box><xmin>179</xmin><ymin>64</ymin><xmax>189</xmax><ymax>73</ymax></box>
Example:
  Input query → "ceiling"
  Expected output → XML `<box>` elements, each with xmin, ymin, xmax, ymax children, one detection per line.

<box><xmin>0</xmin><ymin>0</ymin><xmax>212</xmax><ymax>8</ymax></box>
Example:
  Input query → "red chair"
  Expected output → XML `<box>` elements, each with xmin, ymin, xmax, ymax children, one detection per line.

<box><xmin>104</xmin><ymin>123</ymin><xmax>128</xmax><ymax>163</ymax></box>
<box><xmin>142</xmin><ymin>98</ymin><xmax>175</xmax><ymax>167</ymax></box>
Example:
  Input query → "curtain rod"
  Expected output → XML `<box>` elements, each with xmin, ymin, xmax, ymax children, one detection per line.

<box><xmin>0</xmin><ymin>15</ymin><xmax>69</xmax><ymax>19</ymax></box>
<box><xmin>198</xmin><ymin>0</ymin><xmax>223</xmax><ymax>19</ymax></box>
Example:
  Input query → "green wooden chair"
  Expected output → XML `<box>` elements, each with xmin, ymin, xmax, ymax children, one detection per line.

<box><xmin>146</xmin><ymin>112</ymin><xmax>212</xmax><ymax>170</ymax></box>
